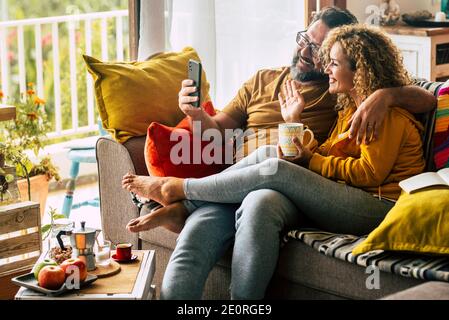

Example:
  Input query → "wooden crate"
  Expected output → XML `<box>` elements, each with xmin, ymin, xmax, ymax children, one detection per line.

<box><xmin>0</xmin><ymin>104</ymin><xmax>16</xmax><ymax>122</ymax></box>
<box><xmin>0</xmin><ymin>201</ymin><xmax>41</xmax><ymax>299</ymax></box>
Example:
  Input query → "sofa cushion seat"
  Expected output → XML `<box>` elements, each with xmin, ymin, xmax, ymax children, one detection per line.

<box><xmin>136</xmin><ymin>201</ymin><xmax>443</xmax><ymax>299</ymax></box>
<box><xmin>271</xmin><ymin>240</ymin><xmax>425</xmax><ymax>300</ymax></box>
<box><xmin>137</xmin><ymin>222</ymin><xmax>425</xmax><ymax>299</ymax></box>
<box><xmin>139</xmin><ymin>226</ymin><xmax>178</xmax><ymax>252</ymax></box>
<box><xmin>137</xmin><ymin>202</ymin><xmax>427</xmax><ymax>300</ymax></box>
<box><xmin>381</xmin><ymin>281</ymin><xmax>449</xmax><ymax>300</ymax></box>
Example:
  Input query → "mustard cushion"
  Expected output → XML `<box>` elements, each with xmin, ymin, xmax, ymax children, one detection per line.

<box><xmin>352</xmin><ymin>188</ymin><xmax>449</xmax><ymax>256</ymax></box>
<box><xmin>83</xmin><ymin>47</ymin><xmax>210</xmax><ymax>143</ymax></box>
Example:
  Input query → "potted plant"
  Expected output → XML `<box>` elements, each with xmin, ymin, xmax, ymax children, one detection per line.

<box><xmin>0</xmin><ymin>167</ymin><xmax>16</xmax><ymax>203</ymax></box>
<box><xmin>0</xmin><ymin>142</ymin><xmax>29</xmax><ymax>205</ymax></box>
<box><xmin>0</xmin><ymin>83</ymin><xmax>60</xmax><ymax>215</ymax></box>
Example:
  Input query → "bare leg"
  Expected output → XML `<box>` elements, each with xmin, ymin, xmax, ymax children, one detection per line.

<box><xmin>126</xmin><ymin>202</ymin><xmax>188</xmax><ymax>234</ymax></box>
<box><xmin>121</xmin><ymin>173</ymin><xmax>185</xmax><ymax>206</ymax></box>
<box><xmin>121</xmin><ymin>146</ymin><xmax>278</xmax><ymax>206</ymax></box>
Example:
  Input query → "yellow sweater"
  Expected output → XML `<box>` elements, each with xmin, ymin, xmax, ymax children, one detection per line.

<box><xmin>308</xmin><ymin>106</ymin><xmax>426</xmax><ymax>200</ymax></box>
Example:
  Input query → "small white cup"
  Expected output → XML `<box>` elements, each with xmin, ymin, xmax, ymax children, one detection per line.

<box><xmin>278</xmin><ymin>123</ymin><xmax>314</xmax><ymax>157</ymax></box>
<box><xmin>95</xmin><ymin>240</ymin><xmax>111</xmax><ymax>266</ymax></box>
<box><xmin>435</xmin><ymin>11</ymin><xmax>446</xmax><ymax>22</ymax></box>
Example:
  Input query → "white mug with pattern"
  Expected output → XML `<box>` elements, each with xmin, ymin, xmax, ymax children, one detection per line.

<box><xmin>278</xmin><ymin>123</ymin><xmax>314</xmax><ymax>157</ymax></box>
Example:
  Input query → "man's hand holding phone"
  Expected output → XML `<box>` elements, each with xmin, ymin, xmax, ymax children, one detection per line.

<box><xmin>178</xmin><ymin>59</ymin><xmax>203</xmax><ymax>120</ymax></box>
<box><xmin>178</xmin><ymin>79</ymin><xmax>204</xmax><ymax>120</ymax></box>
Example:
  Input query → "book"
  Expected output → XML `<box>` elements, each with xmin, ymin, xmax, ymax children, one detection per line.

<box><xmin>399</xmin><ymin>168</ymin><xmax>449</xmax><ymax>193</ymax></box>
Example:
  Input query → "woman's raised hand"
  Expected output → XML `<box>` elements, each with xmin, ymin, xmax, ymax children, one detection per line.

<box><xmin>279</xmin><ymin>79</ymin><xmax>306</xmax><ymax>123</ymax></box>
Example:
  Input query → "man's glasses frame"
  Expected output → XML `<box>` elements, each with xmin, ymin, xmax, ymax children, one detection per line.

<box><xmin>296</xmin><ymin>30</ymin><xmax>321</xmax><ymax>59</ymax></box>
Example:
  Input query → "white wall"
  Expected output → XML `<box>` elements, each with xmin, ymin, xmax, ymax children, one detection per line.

<box><xmin>347</xmin><ymin>0</ymin><xmax>441</xmax><ymax>24</ymax></box>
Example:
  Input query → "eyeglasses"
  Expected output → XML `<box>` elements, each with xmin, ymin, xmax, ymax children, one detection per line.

<box><xmin>296</xmin><ymin>30</ymin><xmax>321</xmax><ymax>59</ymax></box>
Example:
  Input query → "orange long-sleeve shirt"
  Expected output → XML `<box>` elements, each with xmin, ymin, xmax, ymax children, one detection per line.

<box><xmin>308</xmin><ymin>106</ymin><xmax>426</xmax><ymax>200</ymax></box>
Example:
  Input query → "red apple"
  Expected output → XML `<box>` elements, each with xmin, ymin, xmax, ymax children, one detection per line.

<box><xmin>38</xmin><ymin>266</ymin><xmax>66</xmax><ymax>290</ymax></box>
<box><xmin>60</xmin><ymin>258</ymin><xmax>87</xmax><ymax>282</ymax></box>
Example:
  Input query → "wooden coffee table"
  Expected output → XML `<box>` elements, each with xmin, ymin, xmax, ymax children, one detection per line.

<box><xmin>14</xmin><ymin>250</ymin><xmax>155</xmax><ymax>300</ymax></box>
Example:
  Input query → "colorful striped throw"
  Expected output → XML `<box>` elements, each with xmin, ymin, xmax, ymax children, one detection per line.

<box><xmin>435</xmin><ymin>82</ymin><xmax>449</xmax><ymax>169</ymax></box>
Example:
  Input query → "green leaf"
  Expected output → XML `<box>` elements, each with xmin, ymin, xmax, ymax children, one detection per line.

<box><xmin>41</xmin><ymin>224</ymin><xmax>51</xmax><ymax>234</ymax></box>
<box><xmin>52</xmin><ymin>214</ymin><xmax>67</xmax><ymax>220</ymax></box>
<box><xmin>5</xmin><ymin>174</ymin><xmax>14</xmax><ymax>183</ymax></box>
<box><xmin>15</xmin><ymin>158</ymin><xmax>33</xmax><ymax>178</ymax></box>
<box><xmin>0</xmin><ymin>168</ymin><xmax>5</xmax><ymax>174</ymax></box>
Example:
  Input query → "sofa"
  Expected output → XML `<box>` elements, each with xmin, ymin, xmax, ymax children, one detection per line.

<box><xmin>95</xmin><ymin>80</ymin><xmax>449</xmax><ymax>300</ymax></box>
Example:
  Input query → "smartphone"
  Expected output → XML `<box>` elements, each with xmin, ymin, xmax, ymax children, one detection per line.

<box><xmin>188</xmin><ymin>59</ymin><xmax>202</xmax><ymax>108</ymax></box>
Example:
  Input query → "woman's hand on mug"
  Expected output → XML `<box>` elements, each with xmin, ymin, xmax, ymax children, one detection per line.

<box><xmin>277</xmin><ymin>137</ymin><xmax>313</xmax><ymax>167</ymax></box>
<box><xmin>279</xmin><ymin>80</ymin><xmax>305</xmax><ymax>123</ymax></box>
<box><xmin>178</xmin><ymin>79</ymin><xmax>205</xmax><ymax>120</ymax></box>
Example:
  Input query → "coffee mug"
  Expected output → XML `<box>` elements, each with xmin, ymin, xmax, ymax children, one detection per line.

<box><xmin>115</xmin><ymin>243</ymin><xmax>133</xmax><ymax>260</ymax></box>
<box><xmin>278</xmin><ymin>123</ymin><xmax>314</xmax><ymax>157</ymax></box>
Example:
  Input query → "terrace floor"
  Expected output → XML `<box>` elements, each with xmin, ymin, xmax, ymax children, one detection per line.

<box><xmin>43</xmin><ymin>180</ymin><xmax>103</xmax><ymax>242</ymax></box>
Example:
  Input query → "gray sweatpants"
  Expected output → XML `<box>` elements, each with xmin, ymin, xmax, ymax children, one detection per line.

<box><xmin>183</xmin><ymin>145</ymin><xmax>394</xmax><ymax>235</ymax></box>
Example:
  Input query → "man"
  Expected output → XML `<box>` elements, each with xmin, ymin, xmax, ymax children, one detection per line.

<box><xmin>127</xmin><ymin>7</ymin><xmax>436</xmax><ymax>299</ymax></box>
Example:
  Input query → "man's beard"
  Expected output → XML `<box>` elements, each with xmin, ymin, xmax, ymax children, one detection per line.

<box><xmin>290</xmin><ymin>53</ymin><xmax>328</xmax><ymax>82</ymax></box>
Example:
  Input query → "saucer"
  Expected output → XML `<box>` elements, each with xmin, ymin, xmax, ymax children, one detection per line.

<box><xmin>111</xmin><ymin>254</ymin><xmax>138</xmax><ymax>263</ymax></box>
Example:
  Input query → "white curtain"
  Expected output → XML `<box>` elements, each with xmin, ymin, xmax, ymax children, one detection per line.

<box><xmin>138</xmin><ymin>0</ymin><xmax>166</xmax><ymax>59</ymax></box>
<box><xmin>138</xmin><ymin>0</ymin><xmax>305</xmax><ymax>109</ymax></box>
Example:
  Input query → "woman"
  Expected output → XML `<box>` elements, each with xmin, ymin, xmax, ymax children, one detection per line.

<box><xmin>122</xmin><ymin>24</ymin><xmax>425</xmax><ymax>235</ymax></box>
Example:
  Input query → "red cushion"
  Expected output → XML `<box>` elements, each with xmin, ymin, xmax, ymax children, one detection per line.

<box><xmin>145</xmin><ymin>101</ymin><xmax>229</xmax><ymax>178</ymax></box>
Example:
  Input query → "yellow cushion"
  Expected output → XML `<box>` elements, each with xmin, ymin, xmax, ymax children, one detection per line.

<box><xmin>352</xmin><ymin>188</ymin><xmax>449</xmax><ymax>256</ymax></box>
<box><xmin>83</xmin><ymin>47</ymin><xmax>210</xmax><ymax>143</ymax></box>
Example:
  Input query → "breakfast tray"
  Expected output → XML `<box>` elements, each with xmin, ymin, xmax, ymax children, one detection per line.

<box><xmin>14</xmin><ymin>250</ymin><xmax>155</xmax><ymax>300</ymax></box>
<box><xmin>11</xmin><ymin>273</ymin><xmax>97</xmax><ymax>296</ymax></box>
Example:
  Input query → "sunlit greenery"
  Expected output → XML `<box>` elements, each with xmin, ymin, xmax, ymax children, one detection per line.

<box><xmin>3</xmin><ymin>0</ymin><xmax>129</xmax><ymax>141</ymax></box>
<box><xmin>0</xmin><ymin>84</ymin><xmax>61</xmax><ymax>199</ymax></box>
<box><xmin>1</xmin><ymin>84</ymin><xmax>51</xmax><ymax>156</ymax></box>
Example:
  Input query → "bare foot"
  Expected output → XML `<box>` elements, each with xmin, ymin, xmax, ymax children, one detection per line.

<box><xmin>126</xmin><ymin>202</ymin><xmax>188</xmax><ymax>234</ymax></box>
<box><xmin>121</xmin><ymin>174</ymin><xmax>185</xmax><ymax>205</ymax></box>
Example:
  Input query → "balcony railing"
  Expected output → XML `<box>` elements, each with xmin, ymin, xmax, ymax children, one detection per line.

<box><xmin>0</xmin><ymin>10</ymin><xmax>129</xmax><ymax>139</ymax></box>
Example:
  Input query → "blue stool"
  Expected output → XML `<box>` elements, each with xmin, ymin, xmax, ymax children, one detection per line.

<box><xmin>62</xmin><ymin>122</ymin><xmax>108</xmax><ymax>218</ymax></box>
<box><xmin>61</xmin><ymin>139</ymin><xmax>100</xmax><ymax>218</ymax></box>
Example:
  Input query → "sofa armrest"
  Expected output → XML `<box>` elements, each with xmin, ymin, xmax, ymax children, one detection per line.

<box><xmin>96</xmin><ymin>137</ymin><xmax>139</xmax><ymax>248</ymax></box>
<box><xmin>381</xmin><ymin>281</ymin><xmax>449</xmax><ymax>300</ymax></box>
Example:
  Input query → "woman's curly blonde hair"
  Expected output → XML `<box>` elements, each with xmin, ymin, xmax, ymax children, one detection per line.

<box><xmin>320</xmin><ymin>24</ymin><xmax>411</xmax><ymax>110</ymax></box>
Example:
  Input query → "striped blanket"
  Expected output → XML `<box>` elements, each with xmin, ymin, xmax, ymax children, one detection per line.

<box><xmin>284</xmin><ymin>229</ymin><xmax>449</xmax><ymax>282</ymax></box>
<box><xmin>435</xmin><ymin>81</ymin><xmax>449</xmax><ymax>169</ymax></box>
